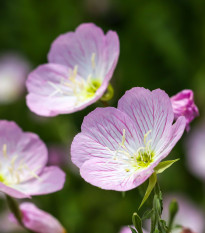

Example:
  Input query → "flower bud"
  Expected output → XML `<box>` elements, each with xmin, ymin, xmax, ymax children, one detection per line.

<box><xmin>171</xmin><ymin>89</ymin><xmax>199</xmax><ymax>131</ymax></box>
<box><xmin>10</xmin><ymin>202</ymin><xmax>66</xmax><ymax>233</ymax></box>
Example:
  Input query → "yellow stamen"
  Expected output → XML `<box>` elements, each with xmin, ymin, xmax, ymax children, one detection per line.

<box><xmin>3</xmin><ymin>144</ymin><xmax>8</xmax><ymax>158</ymax></box>
<box><xmin>91</xmin><ymin>53</ymin><xmax>96</xmax><ymax>69</ymax></box>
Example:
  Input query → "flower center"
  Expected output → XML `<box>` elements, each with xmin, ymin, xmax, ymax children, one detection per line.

<box><xmin>48</xmin><ymin>52</ymin><xmax>102</xmax><ymax>104</ymax></box>
<box><xmin>113</xmin><ymin>129</ymin><xmax>155</xmax><ymax>172</ymax></box>
<box><xmin>0</xmin><ymin>144</ymin><xmax>40</xmax><ymax>186</ymax></box>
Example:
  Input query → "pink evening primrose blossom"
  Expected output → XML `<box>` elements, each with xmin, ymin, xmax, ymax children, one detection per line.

<box><xmin>0</xmin><ymin>120</ymin><xmax>65</xmax><ymax>198</ymax></box>
<box><xmin>10</xmin><ymin>202</ymin><xmax>66</xmax><ymax>233</ymax></box>
<box><xmin>0</xmin><ymin>54</ymin><xmax>30</xmax><ymax>104</ymax></box>
<box><xmin>26</xmin><ymin>23</ymin><xmax>119</xmax><ymax>116</ymax></box>
<box><xmin>162</xmin><ymin>194</ymin><xmax>205</xmax><ymax>233</ymax></box>
<box><xmin>120</xmin><ymin>226</ymin><xmax>148</xmax><ymax>233</ymax></box>
<box><xmin>171</xmin><ymin>89</ymin><xmax>199</xmax><ymax>131</ymax></box>
<box><xmin>71</xmin><ymin>87</ymin><xmax>186</xmax><ymax>191</ymax></box>
<box><xmin>185</xmin><ymin>122</ymin><xmax>205</xmax><ymax>181</ymax></box>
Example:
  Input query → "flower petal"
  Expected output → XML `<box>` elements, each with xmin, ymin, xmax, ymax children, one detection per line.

<box><xmin>15</xmin><ymin>203</ymin><xmax>65</xmax><ymax>233</ymax></box>
<box><xmin>14</xmin><ymin>166</ymin><xmax>65</xmax><ymax>196</ymax></box>
<box><xmin>154</xmin><ymin>116</ymin><xmax>186</xmax><ymax>161</ymax></box>
<box><xmin>48</xmin><ymin>23</ymin><xmax>119</xmax><ymax>82</ymax></box>
<box><xmin>26</xmin><ymin>63</ymin><xmax>110</xmax><ymax>116</ymax></box>
<box><xmin>0</xmin><ymin>120</ymin><xmax>47</xmax><ymax>182</ymax></box>
<box><xmin>0</xmin><ymin>182</ymin><xmax>30</xmax><ymax>198</ymax></box>
<box><xmin>71</xmin><ymin>107</ymin><xmax>141</xmax><ymax>167</ymax></box>
<box><xmin>80</xmin><ymin>158</ymin><xmax>153</xmax><ymax>191</ymax></box>
<box><xmin>118</xmin><ymin>87</ymin><xmax>174</xmax><ymax>149</ymax></box>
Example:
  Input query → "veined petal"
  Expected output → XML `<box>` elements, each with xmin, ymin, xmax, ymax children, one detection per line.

<box><xmin>48</xmin><ymin>23</ymin><xmax>119</xmax><ymax>81</ymax></box>
<box><xmin>118</xmin><ymin>87</ymin><xmax>174</xmax><ymax>149</ymax></box>
<box><xmin>71</xmin><ymin>107</ymin><xmax>142</xmax><ymax>167</ymax></box>
<box><xmin>154</xmin><ymin>116</ymin><xmax>186</xmax><ymax>161</ymax></box>
<box><xmin>80</xmin><ymin>158</ymin><xmax>154</xmax><ymax>191</ymax></box>
<box><xmin>14</xmin><ymin>166</ymin><xmax>65</xmax><ymax>196</ymax></box>
<box><xmin>71</xmin><ymin>133</ymin><xmax>115</xmax><ymax>168</ymax></box>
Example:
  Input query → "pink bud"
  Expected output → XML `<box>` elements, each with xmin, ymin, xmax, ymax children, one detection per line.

<box><xmin>10</xmin><ymin>202</ymin><xmax>66</xmax><ymax>233</ymax></box>
<box><xmin>171</xmin><ymin>90</ymin><xmax>199</xmax><ymax>131</ymax></box>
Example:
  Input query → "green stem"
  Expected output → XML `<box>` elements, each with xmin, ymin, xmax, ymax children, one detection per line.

<box><xmin>5</xmin><ymin>195</ymin><xmax>34</xmax><ymax>233</ymax></box>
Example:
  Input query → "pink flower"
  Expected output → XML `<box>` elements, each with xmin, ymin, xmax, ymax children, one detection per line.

<box><xmin>0</xmin><ymin>53</ymin><xmax>30</xmax><ymax>104</ymax></box>
<box><xmin>162</xmin><ymin>194</ymin><xmax>205</xmax><ymax>233</ymax></box>
<box><xmin>26</xmin><ymin>23</ymin><xmax>119</xmax><ymax>116</ymax></box>
<box><xmin>185</xmin><ymin>122</ymin><xmax>205</xmax><ymax>181</ymax></box>
<box><xmin>119</xmin><ymin>226</ymin><xmax>148</xmax><ymax>233</ymax></box>
<box><xmin>0</xmin><ymin>120</ymin><xmax>65</xmax><ymax>198</ymax></box>
<box><xmin>10</xmin><ymin>202</ymin><xmax>66</xmax><ymax>233</ymax></box>
<box><xmin>71</xmin><ymin>87</ymin><xmax>186</xmax><ymax>191</ymax></box>
<box><xmin>171</xmin><ymin>90</ymin><xmax>199</xmax><ymax>131</ymax></box>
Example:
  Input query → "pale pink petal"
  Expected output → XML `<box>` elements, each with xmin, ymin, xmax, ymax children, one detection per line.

<box><xmin>80</xmin><ymin>158</ymin><xmax>154</xmax><ymax>191</ymax></box>
<box><xmin>154</xmin><ymin>116</ymin><xmax>186</xmax><ymax>161</ymax></box>
<box><xmin>0</xmin><ymin>120</ymin><xmax>47</xmax><ymax>182</ymax></box>
<box><xmin>26</xmin><ymin>63</ymin><xmax>110</xmax><ymax>116</ymax></box>
<box><xmin>71</xmin><ymin>107</ymin><xmax>141</xmax><ymax>167</ymax></box>
<box><xmin>0</xmin><ymin>182</ymin><xmax>30</xmax><ymax>199</ymax></box>
<box><xmin>14</xmin><ymin>166</ymin><xmax>65</xmax><ymax>196</ymax></box>
<box><xmin>118</xmin><ymin>87</ymin><xmax>174</xmax><ymax>149</ymax></box>
<box><xmin>48</xmin><ymin>23</ymin><xmax>119</xmax><ymax>82</ymax></box>
<box><xmin>120</xmin><ymin>226</ymin><xmax>148</xmax><ymax>233</ymax></box>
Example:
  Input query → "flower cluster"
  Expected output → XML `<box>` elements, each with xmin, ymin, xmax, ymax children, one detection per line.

<box><xmin>0</xmin><ymin>22</ymin><xmax>201</xmax><ymax>233</ymax></box>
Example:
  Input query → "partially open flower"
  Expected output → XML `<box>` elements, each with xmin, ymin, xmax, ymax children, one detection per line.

<box><xmin>10</xmin><ymin>202</ymin><xmax>66</xmax><ymax>233</ymax></box>
<box><xmin>26</xmin><ymin>23</ymin><xmax>119</xmax><ymax>116</ymax></box>
<box><xmin>0</xmin><ymin>120</ymin><xmax>65</xmax><ymax>198</ymax></box>
<box><xmin>171</xmin><ymin>90</ymin><xmax>199</xmax><ymax>131</ymax></box>
<box><xmin>0</xmin><ymin>54</ymin><xmax>30</xmax><ymax>104</ymax></box>
<box><xmin>71</xmin><ymin>87</ymin><xmax>186</xmax><ymax>191</ymax></box>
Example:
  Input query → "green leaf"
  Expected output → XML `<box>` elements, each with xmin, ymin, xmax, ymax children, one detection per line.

<box><xmin>142</xmin><ymin>209</ymin><xmax>154</xmax><ymax>220</ymax></box>
<box><xmin>132</xmin><ymin>213</ymin><xmax>143</xmax><ymax>233</ymax></box>
<box><xmin>129</xmin><ymin>226</ymin><xmax>138</xmax><ymax>233</ymax></box>
<box><xmin>139</xmin><ymin>172</ymin><xmax>157</xmax><ymax>209</ymax></box>
<box><xmin>154</xmin><ymin>159</ymin><xmax>180</xmax><ymax>174</ymax></box>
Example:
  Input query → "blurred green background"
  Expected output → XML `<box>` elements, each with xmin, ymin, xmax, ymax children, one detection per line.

<box><xmin>0</xmin><ymin>0</ymin><xmax>205</xmax><ymax>232</ymax></box>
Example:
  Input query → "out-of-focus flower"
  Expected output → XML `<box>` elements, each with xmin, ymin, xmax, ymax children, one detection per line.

<box><xmin>48</xmin><ymin>145</ymin><xmax>68</xmax><ymax>167</ymax></box>
<box><xmin>162</xmin><ymin>194</ymin><xmax>205</xmax><ymax>233</ymax></box>
<box><xmin>26</xmin><ymin>23</ymin><xmax>119</xmax><ymax>116</ymax></box>
<box><xmin>0</xmin><ymin>120</ymin><xmax>65</xmax><ymax>198</ymax></box>
<box><xmin>119</xmin><ymin>226</ymin><xmax>148</xmax><ymax>233</ymax></box>
<box><xmin>171</xmin><ymin>90</ymin><xmax>199</xmax><ymax>131</ymax></box>
<box><xmin>71</xmin><ymin>87</ymin><xmax>186</xmax><ymax>191</ymax></box>
<box><xmin>10</xmin><ymin>202</ymin><xmax>66</xmax><ymax>233</ymax></box>
<box><xmin>0</xmin><ymin>54</ymin><xmax>30</xmax><ymax>104</ymax></box>
<box><xmin>185</xmin><ymin>122</ymin><xmax>205</xmax><ymax>181</ymax></box>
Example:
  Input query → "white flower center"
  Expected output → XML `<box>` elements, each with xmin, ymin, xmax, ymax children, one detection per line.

<box><xmin>111</xmin><ymin>129</ymin><xmax>155</xmax><ymax>173</ymax></box>
<box><xmin>48</xmin><ymin>53</ymin><xmax>102</xmax><ymax>105</ymax></box>
<box><xmin>0</xmin><ymin>144</ymin><xmax>40</xmax><ymax>186</ymax></box>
